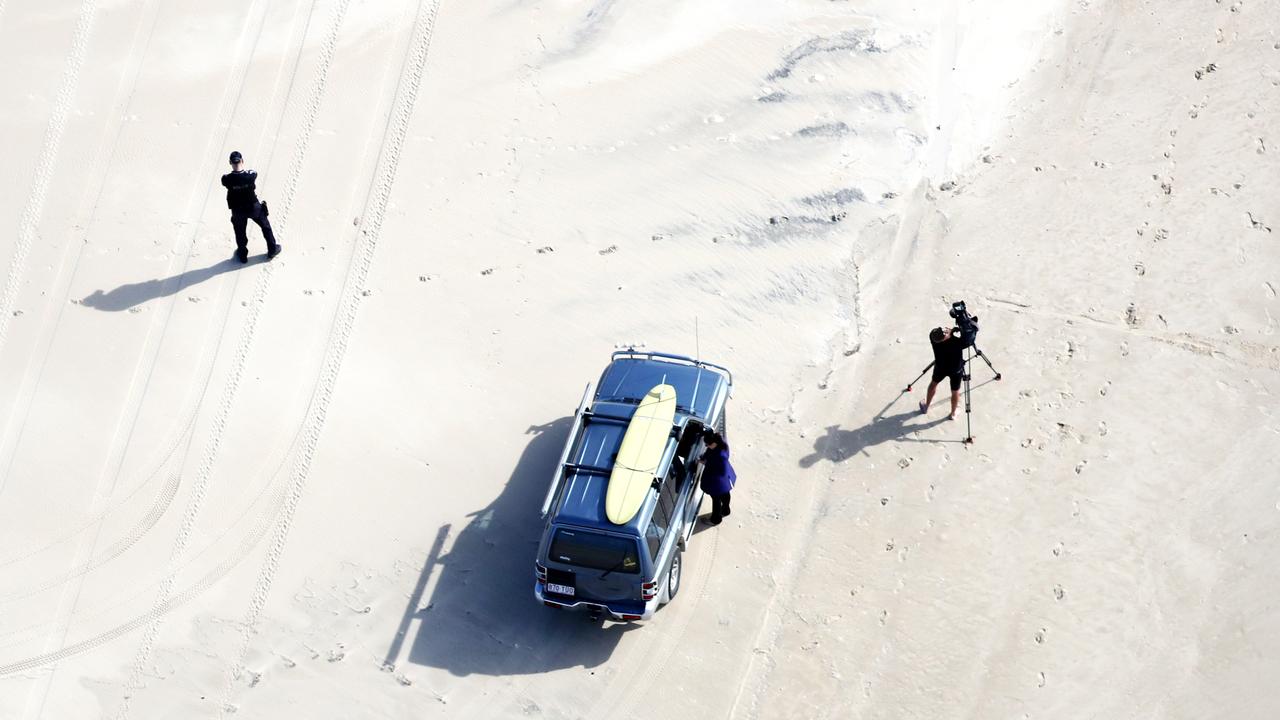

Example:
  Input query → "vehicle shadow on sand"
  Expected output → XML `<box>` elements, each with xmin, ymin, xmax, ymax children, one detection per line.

<box><xmin>81</xmin><ymin>256</ymin><xmax>245</xmax><ymax>312</ymax></box>
<box><xmin>393</xmin><ymin>417</ymin><xmax>638</xmax><ymax>677</ymax></box>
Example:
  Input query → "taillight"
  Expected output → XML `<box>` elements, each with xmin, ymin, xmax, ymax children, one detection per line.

<box><xmin>641</xmin><ymin>580</ymin><xmax>657</xmax><ymax>601</ymax></box>
<box><xmin>535</xmin><ymin>563</ymin><xmax>547</xmax><ymax>582</ymax></box>
<box><xmin>620</xmin><ymin>614</ymin><xmax>643</xmax><ymax>621</ymax></box>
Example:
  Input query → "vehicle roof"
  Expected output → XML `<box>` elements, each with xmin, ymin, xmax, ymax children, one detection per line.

<box><xmin>595</xmin><ymin>356</ymin><xmax>728</xmax><ymax>423</ymax></box>
<box><xmin>551</xmin><ymin>400</ymin><xmax>663</xmax><ymax>534</ymax></box>
<box><xmin>550</xmin><ymin>355</ymin><xmax>730</xmax><ymax>534</ymax></box>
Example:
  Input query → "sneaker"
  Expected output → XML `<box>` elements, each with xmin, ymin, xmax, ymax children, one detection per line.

<box><xmin>235</xmin><ymin>248</ymin><xmax>248</xmax><ymax>264</ymax></box>
<box><xmin>267</xmin><ymin>243</ymin><xmax>282</xmax><ymax>260</ymax></box>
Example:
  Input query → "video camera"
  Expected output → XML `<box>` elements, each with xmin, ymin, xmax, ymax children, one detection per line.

<box><xmin>949</xmin><ymin>300</ymin><xmax>979</xmax><ymax>348</ymax></box>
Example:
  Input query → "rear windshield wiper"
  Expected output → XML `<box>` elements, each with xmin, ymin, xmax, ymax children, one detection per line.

<box><xmin>600</xmin><ymin>556</ymin><xmax>633</xmax><ymax>579</ymax></box>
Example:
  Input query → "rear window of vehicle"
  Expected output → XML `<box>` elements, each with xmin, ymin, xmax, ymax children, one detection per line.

<box><xmin>549</xmin><ymin>528</ymin><xmax>640</xmax><ymax>574</ymax></box>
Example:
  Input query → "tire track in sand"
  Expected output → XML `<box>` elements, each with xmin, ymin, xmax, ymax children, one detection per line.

<box><xmin>0</xmin><ymin>0</ymin><xmax>392</xmax><ymax>682</ymax></box>
<box><xmin>0</xmin><ymin>0</ymin><xmax>294</xmax><ymax>587</ymax></box>
<box><xmin>593</xmin><ymin>527</ymin><xmax>721</xmax><ymax>720</ymax></box>
<box><xmin>213</xmin><ymin>0</ymin><xmax>443</xmax><ymax>713</ymax></box>
<box><xmin>0</xmin><ymin>0</ymin><xmax>280</xmax><ymax>692</ymax></box>
<box><xmin>0</xmin><ymin>0</ymin><xmax>97</xmax><ymax>470</ymax></box>
<box><xmin>0</xmin><ymin>0</ymin><xmax>171</xmax><ymax>571</ymax></box>
<box><xmin>108</xmin><ymin>0</ymin><xmax>358</xmax><ymax>712</ymax></box>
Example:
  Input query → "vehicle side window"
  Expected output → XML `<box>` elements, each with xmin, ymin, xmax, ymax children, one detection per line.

<box><xmin>658</xmin><ymin>474</ymin><xmax>678</xmax><ymax>521</ymax></box>
<box><xmin>645</xmin><ymin>520</ymin><xmax>662</xmax><ymax>559</ymax></box>
<box><xmin>646</xmin><ymin>501</ymin><xmax>670</xmax><ymax>559</ymax></box>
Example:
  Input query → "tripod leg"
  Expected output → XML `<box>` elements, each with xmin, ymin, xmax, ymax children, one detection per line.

<box><xmin>904</xmin><ymin>362</ymin><xmax>934</xmax><ymax>392</ymax></box>
<box><xmin>963</xmin><ymin>347</ymin><xmax>975</xmax><ymax>443</ymax></box>
<box><xmin>971</xmin><ymin>347</ymin><xmax>1002</xmax><ymax>381</ymax></box>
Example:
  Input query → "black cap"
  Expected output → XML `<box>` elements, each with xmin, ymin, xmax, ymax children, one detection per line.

<box><xmin>229</xmin><ymin>151</ymin><xmax>243</xmax><ymax>164</ymax></box>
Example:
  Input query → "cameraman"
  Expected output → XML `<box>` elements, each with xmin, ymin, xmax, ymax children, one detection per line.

<box><xmin>920</xmin><ymin>326</ymin><xmax>965</xmax><ymax>419</ymax></box>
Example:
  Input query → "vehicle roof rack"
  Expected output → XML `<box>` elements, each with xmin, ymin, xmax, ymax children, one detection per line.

<box><xmin>541</xmin><ymin>382</ymin><xmax>592</xmax><ymax>518</ymax></box>
<box><xmin>609</xmin><ymin>348</ymin><xmax>733</xmax><ymax>386</ymax></box>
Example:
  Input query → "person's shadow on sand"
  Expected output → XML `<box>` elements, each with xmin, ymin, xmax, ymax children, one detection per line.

<box><xmin>81</xmin><ymin>257</ymin><xmax>243</xmax><ymax>312</ymax></box>
<box><xmin>799</xmin><ymin>410</ymin><xmax>951</xmax><ymax>468</ymax></box>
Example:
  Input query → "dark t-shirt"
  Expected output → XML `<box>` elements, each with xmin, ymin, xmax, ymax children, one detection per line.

<box><xmin>931</xmin><ymin>335</ymin><xmax>965</xmax><ymax>376</ymax></box>
<box><xmin>221</xmin><ymin>169</ymin><xmax>259</xmax><ymax>212</ymax></box>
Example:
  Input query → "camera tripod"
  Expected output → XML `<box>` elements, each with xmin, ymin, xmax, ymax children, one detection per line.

<box><xmin>904</xmin><ymin>345</ymin><xmax>1002</xmax><ymax>443</ymax></box>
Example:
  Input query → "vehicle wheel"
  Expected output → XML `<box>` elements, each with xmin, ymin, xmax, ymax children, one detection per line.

<box><xmin>662</xmin><ymin>549</ymin><xmax>683</xmax><ymax>604</ymax></box>
<box><xmin>716</xmin><ymin>410</ymin><xmax>726</xmax><ymax>437</ymax></box>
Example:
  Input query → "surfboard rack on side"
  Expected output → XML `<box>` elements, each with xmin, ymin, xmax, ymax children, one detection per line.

<box><xmin>541</xmin><ymin>382</ymin><xmax>593</xmax><ymax>518</ymax></box>
<box><xmin>605</xmin><ymin>384</ymin><xmax>677</xmax><ymax>525</ymax></box>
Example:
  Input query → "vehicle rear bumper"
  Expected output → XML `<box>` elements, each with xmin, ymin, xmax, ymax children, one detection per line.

<box><xmin>534</xmin><ymin>583</ymin><xmax>659</xmax><ymax>621</ymax></box>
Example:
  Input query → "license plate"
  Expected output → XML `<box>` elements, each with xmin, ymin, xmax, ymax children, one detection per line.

<box><xmin>547</xmin><ymin>583</ymin><xmax>574</xmax><ymax>596</ymax></box>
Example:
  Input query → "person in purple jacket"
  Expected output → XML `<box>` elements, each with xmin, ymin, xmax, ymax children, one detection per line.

<box><xmin>699</xmin><ymin>429</ymin><xmax>737</xmax><ymax>525</ymax></box>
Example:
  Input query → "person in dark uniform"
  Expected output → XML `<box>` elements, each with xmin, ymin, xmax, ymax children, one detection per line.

<box><xmin>221</xmin><ymin>151</ymin><xmax>280</xmax><ymax>263</ymax></box>
<box><xmin>920</xmin><ymin>326</ymin><xmax>965</xmax><ymax>419</ymax></box>
<box><xmin>698</xmin><ymin>429</ymin><xmax>737</xmax><ymax>526</ymax></box>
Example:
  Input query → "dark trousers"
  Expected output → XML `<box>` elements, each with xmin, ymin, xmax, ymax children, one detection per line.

<box><xmin>710</xmin><ymin>492</ymin><xmax>731</xmax><ymax>521</ymax></box>
<box><xmin>231</xmin><ymin>202</ymin><xmax>277</xmax><ymax>253</ymax></box>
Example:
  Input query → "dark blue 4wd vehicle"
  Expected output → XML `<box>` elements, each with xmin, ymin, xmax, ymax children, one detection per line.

<box><xmin>534</xmin><ymin>350</ymin><xmax>732</xmax><ymax>621</ymax></box>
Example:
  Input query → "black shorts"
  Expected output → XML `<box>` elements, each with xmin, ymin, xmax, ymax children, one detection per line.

<box><xmin>932</xmin><ymin>367</ymin><xmax>963</xmax><ymax>392</ymax></box>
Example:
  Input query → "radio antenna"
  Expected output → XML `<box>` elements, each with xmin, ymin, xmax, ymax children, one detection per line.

<box><xmin>695</xmin><ymin>316</ymin><xmax>700</xmax><ymax>361</ymax></box>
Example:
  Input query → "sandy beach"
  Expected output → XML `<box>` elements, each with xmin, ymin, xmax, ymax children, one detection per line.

<box><xmin>0</xmin><ymin>0</ymin><xmax>1277</xmax><ymax>718</ymax></box>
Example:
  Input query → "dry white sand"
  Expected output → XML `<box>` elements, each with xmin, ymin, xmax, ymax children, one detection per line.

<box><xmin>0</xmin><ymin>0</ymin><xmax>1276</xmax><ymax>718</ymax></box>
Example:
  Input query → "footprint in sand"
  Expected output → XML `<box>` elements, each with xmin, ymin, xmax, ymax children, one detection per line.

<box><xmin>1053</xmin><ymin>584</ymin><xmax>1065</xmax><ymax>601</ymax></box>
<box><xmin>1125</xmin><ymin>303</ymin><xmax>1142</xmax><ymax>328</ymax></box>
<box><xmin>1034</xmin><ymin>628</ymin><xmax>1046</xmax><ymax>644</ymax></box>
<box><xmin>1194</xmin><ymin>63</ymin><xmax>1218</xmax><ymax>80</ymax></box>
